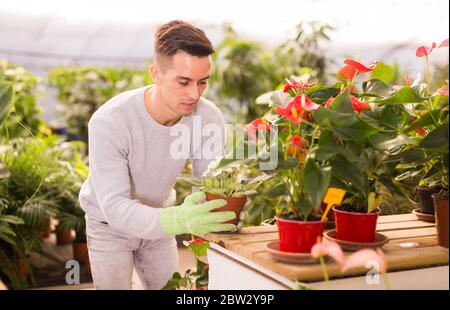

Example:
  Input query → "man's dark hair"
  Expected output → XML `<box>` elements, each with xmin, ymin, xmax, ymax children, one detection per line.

<box><xmin>154</xmin><ymin>20</ymin><xmax>214</xmax><ymax>61</ymax></box>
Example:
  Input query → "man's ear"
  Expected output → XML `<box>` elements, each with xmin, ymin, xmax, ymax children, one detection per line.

<box><xmin>150</xmin><ymin>64</ymin><xmax>161</xmax><ymax>85</ymax></box>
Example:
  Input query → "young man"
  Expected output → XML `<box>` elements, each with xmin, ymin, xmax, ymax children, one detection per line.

<box><xmin>79</xmin><ymin>20</ymin><xmax>236</xmax><ymax>290</ymax></box>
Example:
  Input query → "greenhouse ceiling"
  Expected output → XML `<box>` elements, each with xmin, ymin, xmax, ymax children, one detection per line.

<box><xmin>0</xmin><ymin>0</ymin><xmax>448</xmax><ymax>74</ymax></box>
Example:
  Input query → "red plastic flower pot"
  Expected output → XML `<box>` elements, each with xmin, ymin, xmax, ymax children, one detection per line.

<box><xmin>276</xmin><ymin>217</ymin><xmax>326</xmax><ymax>253</ymax></box>
<box><xmin>333</xmin><ymin>206</ymin><xmax>380</xmax><ymax>242</ymax></box>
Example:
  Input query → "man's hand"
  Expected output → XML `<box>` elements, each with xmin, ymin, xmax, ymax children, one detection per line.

<box><xmin>160</xmin><ymin>192</ymin><xmax>237</xmax><ymax>235</ymax></box>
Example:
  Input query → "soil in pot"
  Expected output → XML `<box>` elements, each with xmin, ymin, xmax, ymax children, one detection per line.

<box><xmin>433</xmin><ymin>193</ymin><xmax>449</xmax><ymax>248</ymax></box>
<box><xmin>333</xmin><ymin>205</ymin><xmax>380</xmax><ymax>243</ymax></box>
<box><xmin>205</xmin><ymin>193</ymin><xmax>247</xmax><ymax>225</ymax></box>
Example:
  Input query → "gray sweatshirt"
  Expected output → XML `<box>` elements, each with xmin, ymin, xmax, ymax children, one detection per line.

<box><xmin>79</xmin><ymin>85</ymin><xmax>225</xmax><ymax>240</ymax></box>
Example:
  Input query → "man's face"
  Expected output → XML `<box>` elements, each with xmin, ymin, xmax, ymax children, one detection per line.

<box><xmin>153</xmin><ymin>51</ymin><xmax>212</xmax><ymax>117</ymax></box>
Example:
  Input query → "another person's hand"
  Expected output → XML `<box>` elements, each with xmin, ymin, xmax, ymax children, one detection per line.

<box><xmin>160</xmin><ymin>192</ymin><xmax>236</xmax><ymax>235</ymax></box>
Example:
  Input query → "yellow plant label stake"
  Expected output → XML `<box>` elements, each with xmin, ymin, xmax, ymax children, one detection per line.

<box><xmin>321</xmin><ymin>188</ymin><xmax>346</xmax><ymax>221</ymax></box>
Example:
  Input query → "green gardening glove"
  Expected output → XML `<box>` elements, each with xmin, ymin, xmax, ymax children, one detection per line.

<box><xmin>160</xmin><ymin>192</ymin><xmax>237</xmax><ymax>235</ymax></box>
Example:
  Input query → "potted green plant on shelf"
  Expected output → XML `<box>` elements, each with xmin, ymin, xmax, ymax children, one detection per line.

<box><xmin>178</xmin><ymin>162</ymin><xmax>272</xmax><ymax>226</ymax></box>
<box><xmin>253</xmin><ymin>58</ymin><xmax>415</xmax><ymax>246</ymax></box>
<box><xmin>393</xmin><ymin>39</ymin><xmax>449</xmax><ymax>216</ymax></box>
<box><xmin>251</xmin><ymin>79</ymin><xmax>333</xmax><ymax>253</ymax></box>
<box><xmin>0</xmin><ymin>135</ymin><xmax>90</xmax><ymax>287</ymax></box>
<box><xmin>311</xmin><ymin>58</ymin><xmax>419</xmax><ymax>244</ymax></box>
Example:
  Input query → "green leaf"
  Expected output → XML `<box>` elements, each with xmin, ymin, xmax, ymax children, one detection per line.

<box><xmin>303</xmin><ymin>159</ymin><xmax>331</xmax><ymax>212</ymax></box>
<box><xmin>362</xmin><ymin>79</ymin><xmax>390</xmax><ymax>97</ymax></box>
<box><xmin>376</xmin><ymin>87</ymin><xmax>423</xmax><ymax>105</ymax></box>
<box><xmin>316</xmin><ymin>130</ymin><xmax>341</xmax><ymax>161</ymax></box>
<box><xmin>405</xmin><ymin>109</ymin><xmax>443</xmax><ymax>132</ymax></box>
<box><xmin>0</xmin><ymin>215</ymin><xmax>25</xmax><ymax>225</ymax></box>
<box><xmin>419</xmin><ymin>123</ymin><xmax>449</xmax><ymax>149</ymax></box>
<box><xmin>0</xmin><ymin>232</ymin><xmax>17</xmax><ymax>245</ymax></box>
<box><xmin>366</xmin><ymin>104</ymin><xmax>409</xmax><ymax>131</ymax></box>
<box><xmin>369</xmin><ymin>133</ymin><xmax>414</xmax><ymax>152</ymax></box>
<box><xmin>331</xmin><ymin>155</ymin><xmax>369</xmax><ymax>196</ymax></box>
<box><xmin>0</xmin><ymin>82</ymin><xmax>14</xmax><ymax>124</ymax></box>
<box><xmin>255</xmin><ymin>90</ymin><xmax>291</xmax><ymax>107</ymax></box>
<box><xmin>328</xmin><ymin>87</ymin><xmax>353</xmax><ymax>113</ymax></box>
<box><xmin>188</xmin><ymin>241</ymin><xmax>209</xmax><ymax>257</ymax></box>
<box><xmin>370</xmin><ymin>61</ymin><xmax>397</xmax><ymax>84</ymax></box>
<box><xmin>277</xmin><ymin>157</ymin><xmax>299</xmax><ymax>170</ymax></box>
<box><xmin>307</xmin><ymin>86</ymin><xmax>340</xmax><ymax>103</ymax></box>
<box><xmin>161</xmin><ymin>272</ymin><xmax>182</xmax><ymax>290</ymax></box>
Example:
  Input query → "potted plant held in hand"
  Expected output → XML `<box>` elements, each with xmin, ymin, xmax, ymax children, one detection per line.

<box><xmin>178</xmin><ymin>163</ymin><xmax>272</xmax><ymax>226</ymax></box>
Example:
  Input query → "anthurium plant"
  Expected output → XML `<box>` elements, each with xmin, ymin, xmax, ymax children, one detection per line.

<box><xmin>392</xmin><ymin>39</ymin><xmax>449</xmax><ymax>196</ymax></box>
<box><xmin>251</xmin><ymin>50</ymin><xmax>443</xmax><ymax>214</ymax></box>
<box><xmin>251</xmin><ymin>80</ymin><xmax>333</xmax><ymax>221</ymax></box>
<box><xmin>162</xmin><ymin>238</ymin><xmax>210</xmax><ymax>290</ymax></box>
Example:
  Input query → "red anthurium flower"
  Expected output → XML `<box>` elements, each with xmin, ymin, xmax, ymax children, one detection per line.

<box><xmin>416</xmin><ymin>42</ymin><xmax>437</xmax><ymax>57</ymax></box>
<box><xmin>287</xmin><ymin>135</ymin><xmax>309</xmax><ymax>158</ymax></box>
<box><xmin>299</xmin><ymin>94</ymin><xmax>320</xmax><ymax>112</ymax></box>
<box><xmin>326</xmin><ymin>95</ymin><xmax>371</xmax><ymax>113</ymax></box>
<box><xmin>337</xmin><ymin>59</ymin><xmax>378</xmax><ymax>80</ymax></box>
<box><xmin>350</xmin><ymin>96</ymin><xmax>371</xmax><ymax>113</ymax></box>
<box><xmin>439</xmin><ymin>38</ymin><xmax>449</xmax><ymax>48</ymax></box>
<box><xmin>291</xmin><ymin>135</ymin><xmax>309</xmax><ymax>151</ymax></box>
<box><xmin>245</xmin><ymin>117</ymin><xmax>271</xmax><ymax>142</ymax></box>
<box><xmin>283</xmin><ymin>79</ymin><xmax>317</xmax><ymax>93</ymax></box>
<box><xmin>283</xmin><ymin>79</ymin><xmax>303</xmax><ymax>93</ymax></box>
<box><xmin>275</xmin><ymin>100</ymin><xmax>303</xmax><ymax>124</ymax></box>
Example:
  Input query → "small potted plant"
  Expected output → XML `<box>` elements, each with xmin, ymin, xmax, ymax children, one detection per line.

<box><xmin>178</xmin><ymin>161</ymin><xmax>272</xmax><ymax>226</ymax></box>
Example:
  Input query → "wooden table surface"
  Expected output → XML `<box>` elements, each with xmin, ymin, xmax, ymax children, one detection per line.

<box><xmin>203</xmin><ymin>213</ymin><xmax>449</xmax><ymax>283</ymax></box>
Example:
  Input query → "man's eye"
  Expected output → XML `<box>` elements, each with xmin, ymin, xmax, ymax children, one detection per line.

<box><xmin>179</xmin><ymin>82</ymin><xmax>189</xmax><ymax>86</ymax></box>
<box><xmin>199</xmin><ymin>81</ymin><xmax>208</xmax><ymax>85</ymax></box>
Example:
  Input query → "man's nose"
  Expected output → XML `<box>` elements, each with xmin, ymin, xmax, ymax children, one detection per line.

<box><xmin>187</xmin><ymin>84</ymin><xmax>200</xmax><ymax>101</ymax></box>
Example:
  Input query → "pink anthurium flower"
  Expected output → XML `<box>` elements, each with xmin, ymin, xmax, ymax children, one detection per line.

<box><xmin>439</xmin><ymin>38</ymin><xmax>449</xmax><ymax>48</ymax></box>
<box><xmin>416</xmin><ymin>42</ymin><xmax>437</xmax><ymax>57</ymax></box>
<box><xmin>437</xmin><ymin>88</ymin><xmax>449</xmax><ymax>96</ymax></box>
<box><xmin>311</xmin><ymin>241</ymin><xmax>345</xmax><ymax>264</ymax></box>
<box><xmin>341</xmin><ymin>248</ymin><xmax>387</xmax><ymax>274</ymax></box>
<box><xmin>337</xmin><ymin>59</ymin><xmax>378</xmax><ymax>80</ymax></box>
<box><xmin>245</xmin><ymin>117</ymin><xmax>271</xmax><ymax>142</ymax></box>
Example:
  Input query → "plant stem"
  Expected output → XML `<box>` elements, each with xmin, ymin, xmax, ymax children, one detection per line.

<box><xmin>382</xmin><ymin>272</ymin><xmax>391</xmax><ymax>290</ymax></box>
<box><xmin>319</xmin><ymin>256</ymin><xmax>329</xmax><ymax>282</ymax></box>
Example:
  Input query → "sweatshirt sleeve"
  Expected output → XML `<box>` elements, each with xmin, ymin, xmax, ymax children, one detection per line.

<box><xmin>87</xmin><ymin>115</ymin><xmax>168</xmax><ymax>239</ymax></box>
